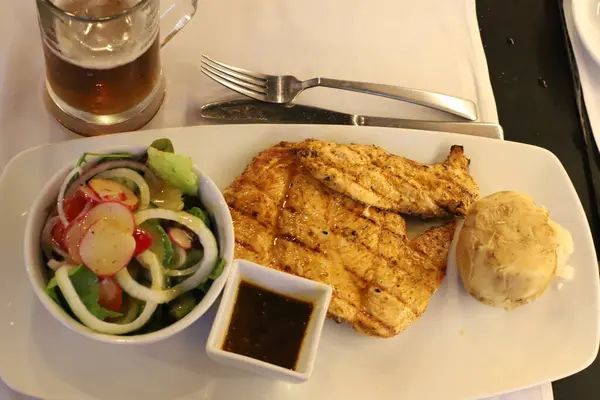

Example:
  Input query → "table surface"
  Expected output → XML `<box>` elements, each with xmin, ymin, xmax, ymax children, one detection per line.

<box><xmin>477</xmin><ymin>0</ymin><xmax>600</xmax><ymax>399</ymax></box>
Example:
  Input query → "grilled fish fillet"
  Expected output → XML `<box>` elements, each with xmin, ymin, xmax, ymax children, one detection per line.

<box><xmin>225</xmin><ymin>142</ymin><xmax>456</xmax><ymax>337</ymax></box>
<box><xmin>295</xmin><ymin>139</ymin><xmax>479</xmax><ymax>218</ymax></box>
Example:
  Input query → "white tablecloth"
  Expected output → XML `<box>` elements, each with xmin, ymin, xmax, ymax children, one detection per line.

<box><xmin>0</xmin><ymin>0</ymin><xmax>550</xmax><ymax>399</ymax></box>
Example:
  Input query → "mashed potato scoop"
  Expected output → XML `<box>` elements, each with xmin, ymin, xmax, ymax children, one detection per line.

<box><xmin>456</xmin><ymin>191</ymin><xmax>573</xmax><ymax>310</ymax></box>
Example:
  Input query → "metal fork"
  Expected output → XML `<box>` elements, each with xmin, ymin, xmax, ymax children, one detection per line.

<box><xmin>200</xmin><ymin>55</ymin><xmax>478</xmax><ymax>121</ymax></box>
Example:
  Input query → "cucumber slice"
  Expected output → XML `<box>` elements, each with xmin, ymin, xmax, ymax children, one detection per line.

<box><xmin>178</xmin><ymin>248</ymin><xmax>203</xmax><ymax>270</ymax></box>
<box><xmin>209</xmin><ymin>259</ymin><xmax>226</xmax><ymax>280</ymax></box>
<box><xmin>168</xmin><ymin>292</ymin><xmax>197</xmax><ymax>320</ymax></box>
<box><xmin>185</xmin><ymin>207</ymin><xmax>212</xmax><ymax>230</ymax></box>
<box><xmin>112</xmin><ymin>295</ymin><xmax>143</xmax><ymax>325</ymax></box>
<box><xmin>139</xmin><ymin>220</ymin><xmax>174</xmax><ymax>267</ymax></box>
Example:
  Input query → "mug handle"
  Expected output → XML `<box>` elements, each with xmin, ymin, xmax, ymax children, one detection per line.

<box><xmin>160</xmin><ymin>0</ymin><xmax>198</xmax><ymax>47</ymax></box>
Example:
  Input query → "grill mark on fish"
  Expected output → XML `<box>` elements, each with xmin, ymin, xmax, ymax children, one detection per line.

<box><xmin>314</xmin><ymin>156</ymin><xmax>409</xmax><ymax>210</ymax></box>
<box><xmin>228</xmin><ymin>203</ymin><xmax>274</xmax><ymax>230</ymax></box>
<box><xmin>235</xmin><ymin>239</ymin><xmax>260</xmax><ymax>254</ymax></box>
<box><xmin>342</xmin><ymin>145</ymin><xmax>432</xmax><ymax>208</ymax></box>
<box><xmin>317</xmin><ymin>157</ymin><xmax>434</xmax><ymax>215</ymax></box>
<box><xmin>345</xmin><ymin>296</ymin><xmax>408</xmax><ymax>336</ymax></box>
<box><xmin>277</xmin><ymin>234</ymin><xmax>322</xmax><ymax>254</ymax></box>
<box><xmin>227</xmin><ymin>178</ymin><xmax>280</xmax><ymax>204</ymax></box>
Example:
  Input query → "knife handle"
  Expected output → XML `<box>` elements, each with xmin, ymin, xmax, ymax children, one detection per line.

<box><xmin>359</xmin><ymin>116</ymin><xmax>503</xmax><ymax>139</ymax></box>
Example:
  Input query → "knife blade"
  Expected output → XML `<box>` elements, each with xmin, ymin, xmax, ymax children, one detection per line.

<box><xmin>199</xmin><ymin>100</ymin><xmax>503</xmax><ymax>139</ymax></box>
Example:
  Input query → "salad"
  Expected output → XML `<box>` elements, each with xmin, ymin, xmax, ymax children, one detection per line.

<box><xmin>41</xmin><ymin>139</ymin><xmax>224</xmax><ymax>335</ymax></box>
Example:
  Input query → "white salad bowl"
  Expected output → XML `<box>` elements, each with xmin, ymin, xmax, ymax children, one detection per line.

<box><xmin>23</xmin><ymin>146</ymin><xmax>234</xmax><ymax>344</ymax></box>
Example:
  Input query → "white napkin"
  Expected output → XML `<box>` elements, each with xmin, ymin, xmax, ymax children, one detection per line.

<box><xmin>0</xmin><ymin>0</ymin><xmax>548</xmax><ymax>399</ymax></box>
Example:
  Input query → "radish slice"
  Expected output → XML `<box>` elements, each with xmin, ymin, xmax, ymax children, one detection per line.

<box><xmin>168</xmin><ymin>227</ymin><xmax>192</xmax><ymax>250</ymax></box>
<box><xmin>85</xmin><ymin>202</ymin><xmax>135</xmax><ymax>234</ymax></box>
<box><xmin>95</xmin><ymin>168</ymin><xmax>150</xmax><ymax>210</ymax></box>
<box><xmin>79</xmin><ymin>219</ymin><xmax>136</xmax><ymax>277</ymax></box>
<box><xmin>63</xmin><ymin>202</ymin><xmax>95</xmax><ymax>263</ymax></box>
<box><xmin>89</xmin><ymin>179</ymin><xmax>139</xmax><ymax>210</ymax></box>
<box><xmin>58</xmin><ymin>167</ymin><xmax>82</xmax><ymax>227</ymax></box>
<box><xmin>115</xmin><ymin>209</ymin><xmax>218</xmax><ymax>304</ymax></box>
<box><xmin>79</xmin><ymin>186</ymin><xmax>101</xmax><ymax>203</ymax></box>
<box><xmin>55</xmin><ymin>264</ymin><xmax>160</xmax><ymax>335</ymax></box>
<box><xmin>64</xmin><ymin>202</ymin><xmax>135</xmax><ymax>263</ymax></box>
<box><xmin>64</xmin><ymin>219</ymin><xmax>87</xmax><ymax>264</ymax></box>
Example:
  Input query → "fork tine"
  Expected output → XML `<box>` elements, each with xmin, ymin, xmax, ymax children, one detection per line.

<box><xmin>202</xmin><ymin>55</ymin><xmax>267</xmax><ymax>84</ymax></box>
<box><xmin>201</xmin><ymin>66</ymin><xmax>267</xmax><ymax>101</ymax></box>
<box><xmin>201</xmin><ymin>62</ymin><xmax>267</xmax><ymax>94</ymax></box>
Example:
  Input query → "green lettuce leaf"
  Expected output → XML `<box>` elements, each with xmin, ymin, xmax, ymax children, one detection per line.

<box><xmin>46</xmin><ymin>266</ymin><xmax>122</xmax><ymax>320</ymax></box>
<box><xmin>76</xmin><ymin>152</ymin><xmax>134</xmax><ymax>167</ymax></box>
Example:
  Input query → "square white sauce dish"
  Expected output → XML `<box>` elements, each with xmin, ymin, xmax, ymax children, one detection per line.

<box><xmin>206</xmin><ymin>259</ymin><xmax>332</xmax><ymax>383</ymax></box>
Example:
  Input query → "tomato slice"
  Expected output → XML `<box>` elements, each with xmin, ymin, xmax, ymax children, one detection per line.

<box><xmin>51</xmin><ymin>221</ymin><xmax>67</xmax><ymax>249</ymax></box>
<box><xmin>98</xmin><ymin>277</ymin><xmax>123</xmax><ymax>313</ymax></box>
<box><xmin>132</xmin><ymin>229</ymin><xmax>153</xmax><ymax>257</ymax></box>
<box><xmin>63</xmin><ymin>192</ymin><xmax>88</xmax><ymax>222</ymax></box>
<box><xmin>50</xmin><ymin>192</ymin><xmax>89</xmax><ymax>250</ymax></box>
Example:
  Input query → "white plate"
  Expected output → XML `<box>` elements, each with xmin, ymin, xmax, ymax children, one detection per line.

<box><xmin>0</xmin><ymin>125</ymin><xmax>597</xmax><ymax>400</ymax></box>
<box><xmin>572</xmin><ymin>0</ymin><xmax>600</xmax><ymax>65</ymax></box>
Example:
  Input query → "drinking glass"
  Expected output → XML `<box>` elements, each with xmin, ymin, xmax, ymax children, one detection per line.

<box><xmin>36</xmin><ymin>0</ymin><xmax>197</xmax><ymax>135</ymax></box>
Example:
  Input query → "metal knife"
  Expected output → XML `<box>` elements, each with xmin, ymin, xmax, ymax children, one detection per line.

<box><xmin>199</xmin><ymin>100</ymin><xmax>503</xmax><ymax>139</ymax></box>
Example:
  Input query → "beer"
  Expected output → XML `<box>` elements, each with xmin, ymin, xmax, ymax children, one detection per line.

<box><xmin>37</xmin><ymin>0</ymin><xmax>197</xmax><ymax>135</ymax></box>
<box><xmin>43</xmin><ymin>0</ymin><xmax>160</xmax><ymax>115</ymax></box>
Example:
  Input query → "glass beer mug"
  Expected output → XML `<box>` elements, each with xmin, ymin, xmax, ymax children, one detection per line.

<box><xmin>36</xmin><ymin>0</ymin><xmax>197</xmax><ymax>136</ymax></box>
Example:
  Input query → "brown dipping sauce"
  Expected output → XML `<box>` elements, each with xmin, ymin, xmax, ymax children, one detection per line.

<box><xmin>222</xmin><ymin>280</ymin><xmax>314</xmax><ymax>370</ymax></box>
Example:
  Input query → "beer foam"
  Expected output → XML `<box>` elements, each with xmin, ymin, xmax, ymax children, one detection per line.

<box><xmin>53</xmin><ymin>0</ymin><xmax>141</xmax><ymax>18</ymax></box>
<box><xmin>48</xmin><ymin>0</ymin><xmax>157</xmax><ymax>70</ymax></box>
